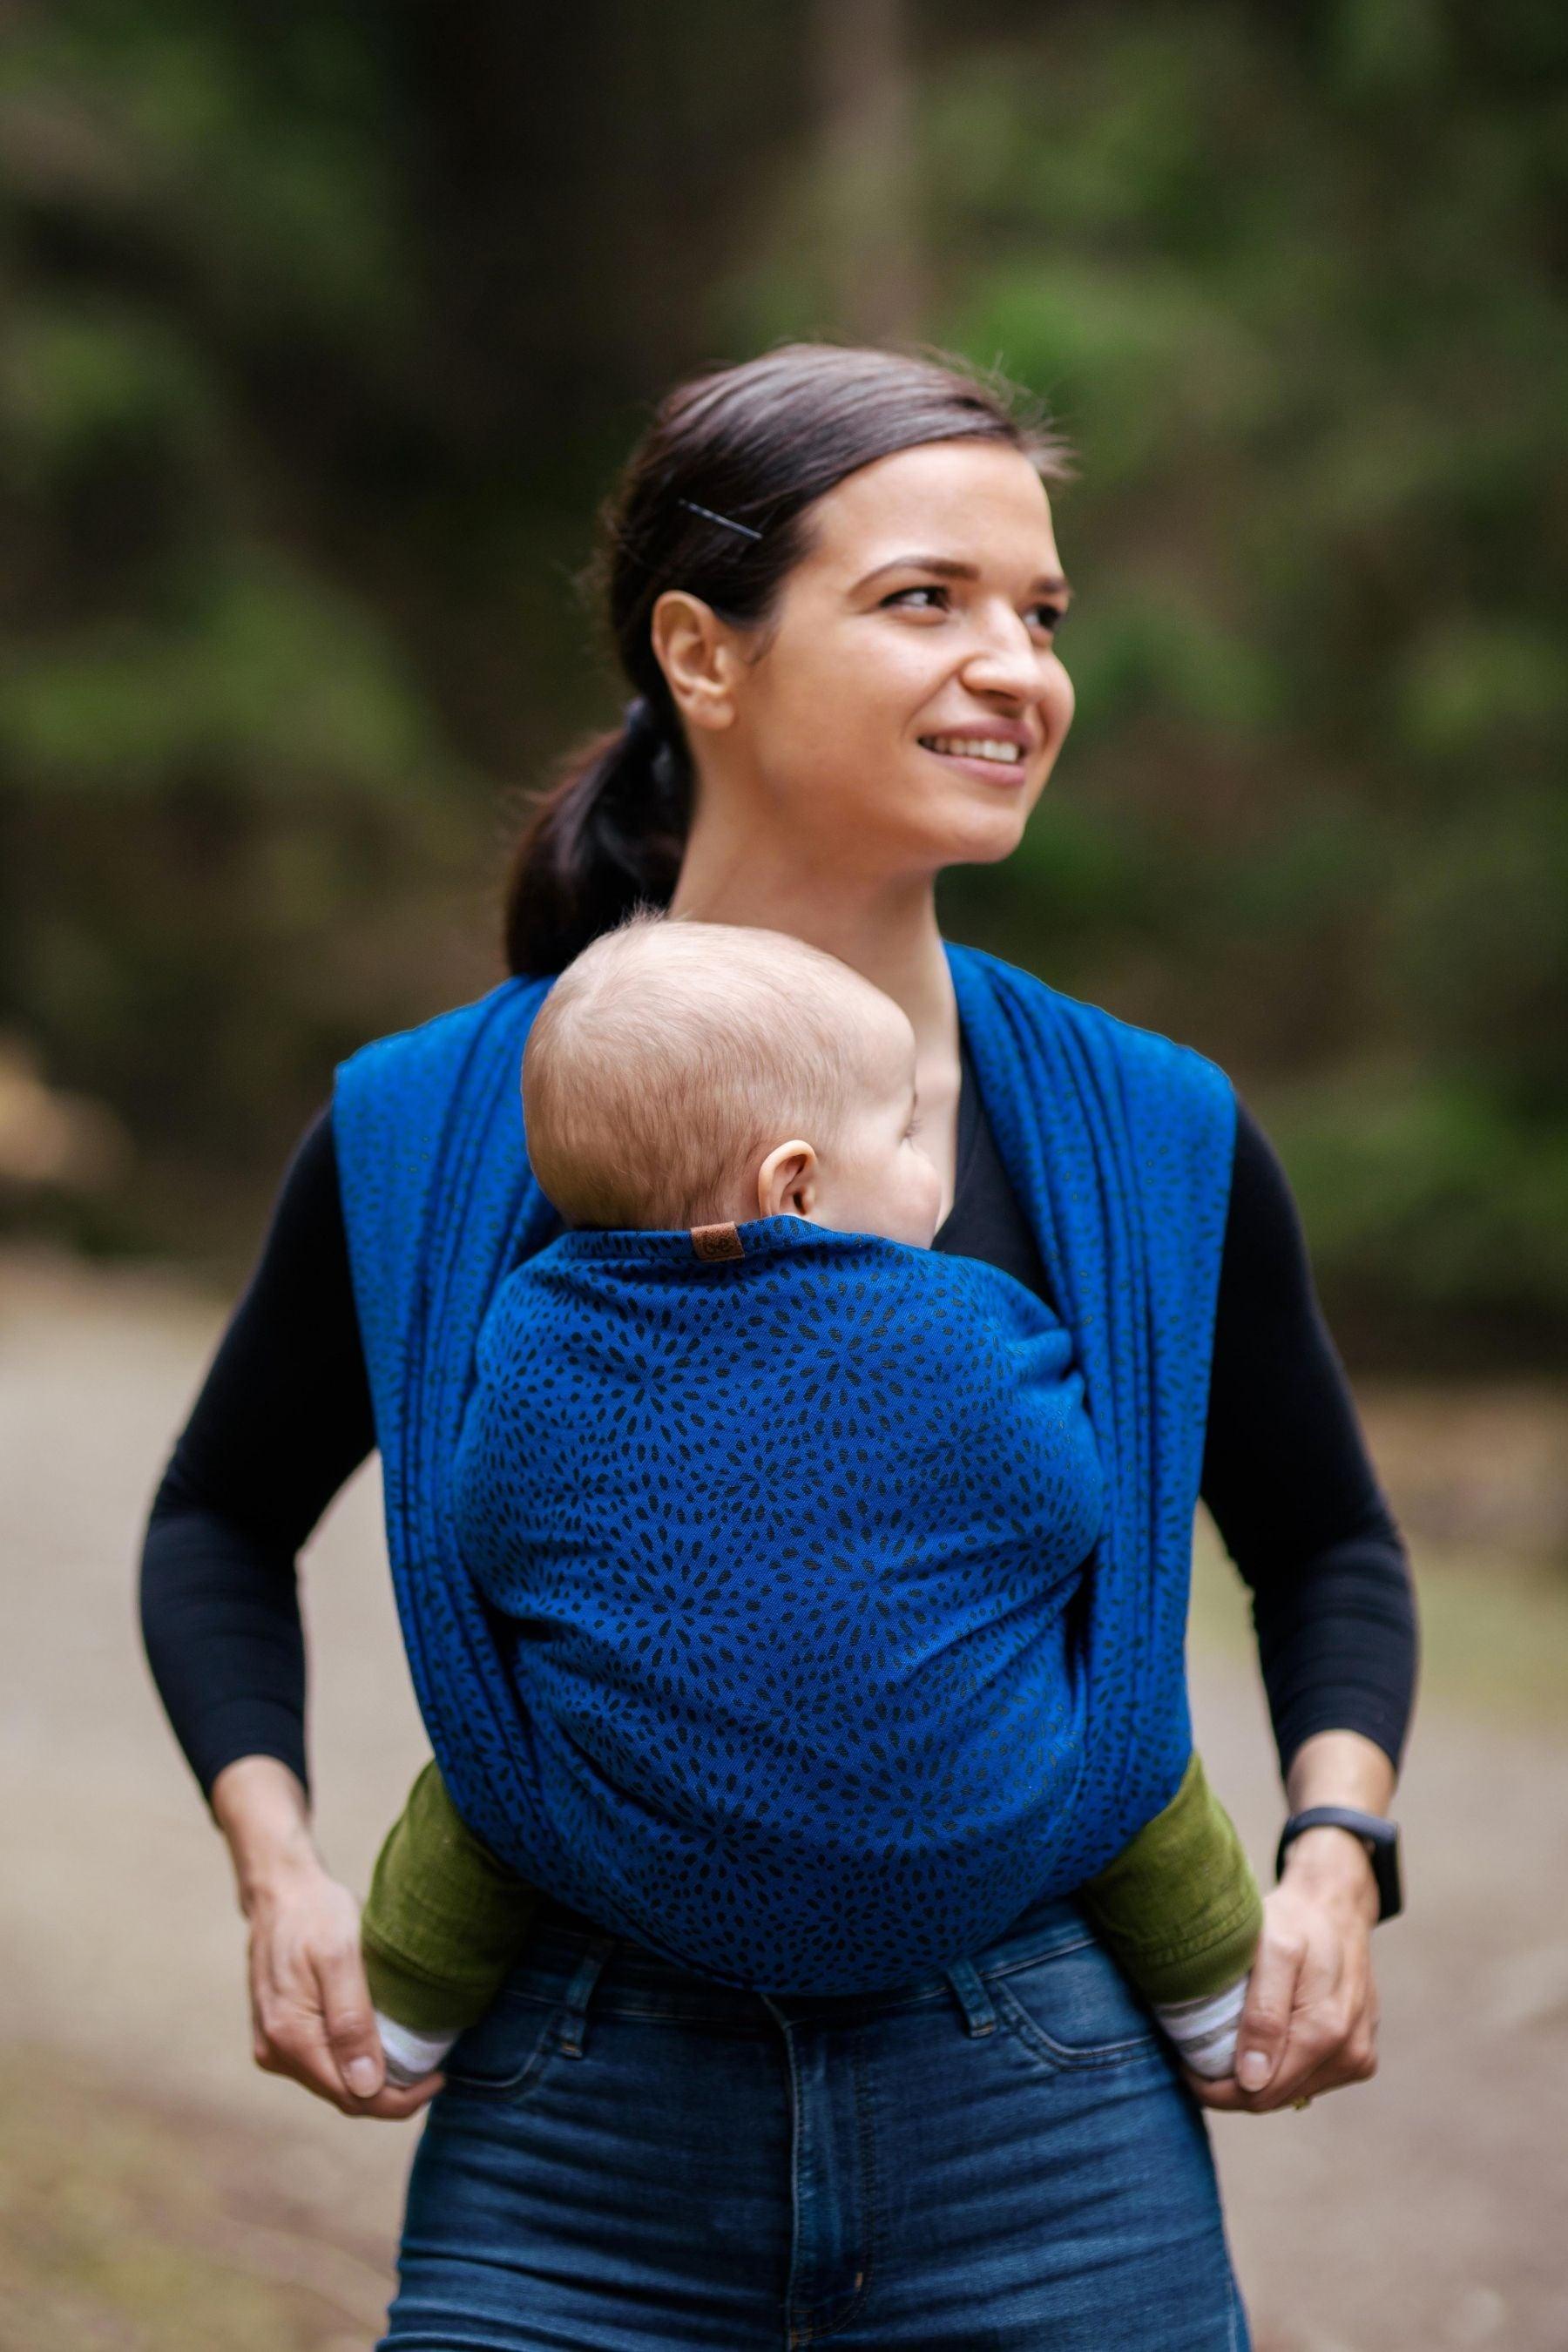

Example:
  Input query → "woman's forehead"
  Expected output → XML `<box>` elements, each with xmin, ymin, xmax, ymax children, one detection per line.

<box><xmin>799</xmin><ymin>442</ymin><xmax>1062</xmax><ymax>581</ymax></box>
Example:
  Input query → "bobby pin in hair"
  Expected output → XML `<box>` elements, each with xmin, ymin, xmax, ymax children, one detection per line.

<box><xmin>676</xmin><ymin>497</ymin><xmax>765</xmax><ymax>543</ymax></box>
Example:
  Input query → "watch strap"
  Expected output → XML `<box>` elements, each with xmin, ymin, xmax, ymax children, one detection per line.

<box><xmin>1275</xmin><ymin>1805</ymin><xmax>1402</xmax><ymax>1923</ymax></box>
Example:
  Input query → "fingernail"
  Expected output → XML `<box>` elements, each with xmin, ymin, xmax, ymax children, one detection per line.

<box><xmin>1237</xmin><ymin>2050</ymin><xmax>1271</xmax><ymax>2091</ymax></box>
<box><xmin>345</xmin><ymin>2057</ymin><xmax>380</xmax><ymax>2096</ymax></box>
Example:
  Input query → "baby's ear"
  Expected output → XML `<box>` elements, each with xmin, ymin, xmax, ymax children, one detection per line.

<box><xmin>756</xmin><ymin>1135</ymin><xmax>817</xmax><ymax>1216</ymax></box>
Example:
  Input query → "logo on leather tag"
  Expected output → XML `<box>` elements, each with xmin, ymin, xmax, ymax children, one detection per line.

<box><xmin>689</xmin><ymin>1220</ymin><xmax>745</xmax><ymax>1261</ymax></box>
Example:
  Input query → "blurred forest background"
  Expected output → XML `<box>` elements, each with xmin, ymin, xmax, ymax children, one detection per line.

<box><xmin>1</xmin><ymin>0</ymin><xmax>1565</xmax><ymax>1362</ymax></box>
<box><xmin>5</xmin><ymin>10</ymin><xmax>1568</xmax><ymax>2349</ymax></box>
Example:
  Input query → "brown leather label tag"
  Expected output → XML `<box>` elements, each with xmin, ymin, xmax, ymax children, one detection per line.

<box><xmin>689</xmin><ymin>1220</ymin><xmax>745</xmax><ymax>1261</ymax></box>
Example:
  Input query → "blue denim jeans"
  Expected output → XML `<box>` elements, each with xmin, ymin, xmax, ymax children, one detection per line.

<box><xmin>380</xmin><ymin>1886</ymin><xmax>1251</xmax><ymax>2349</ymax></box>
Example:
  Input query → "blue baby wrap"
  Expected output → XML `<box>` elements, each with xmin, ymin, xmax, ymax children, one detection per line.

<box><xmin>449</xmin><ymin>1218</ymin><xmax>1105</xmax><ymax>1990</ymax></box>
<box><xmin>335</xmin><ymin>939</ymin><xmax>1235</xmax><ymax>1994</ymax></box>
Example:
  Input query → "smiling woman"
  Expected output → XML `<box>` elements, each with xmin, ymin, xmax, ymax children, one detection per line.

<box><xmin>141</xmin><ymin>339</ymin><xmax>1415</xmax><ymax>2352</ymax></box>
<box><xmin>651</xmin><ymin>435</ymin><xmax>1079</xmax><ymax>895</ymax></box>
<box><xmin>505</xmin><ymin>344</ymin><xmax>1078</xmax><ymax>983</ymax></box>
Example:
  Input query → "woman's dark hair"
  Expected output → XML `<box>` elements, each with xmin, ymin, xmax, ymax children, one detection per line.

<box><xmin>504</xmin><ymin>340</ymin><xmax>1072</xmax><ymax>977</ymax></box>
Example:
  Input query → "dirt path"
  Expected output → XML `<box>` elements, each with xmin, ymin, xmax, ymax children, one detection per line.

<box><xmin>2</xmin><ymin>1247</ymin><xmax>1565</xmax><ymax>2350</ymax></box>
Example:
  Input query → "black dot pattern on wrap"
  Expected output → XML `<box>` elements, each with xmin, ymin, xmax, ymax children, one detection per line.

<box><xmin>449</xmin><ymin>1215</ymin><xmax>1107</xmax><ymax>1990</ymax></box>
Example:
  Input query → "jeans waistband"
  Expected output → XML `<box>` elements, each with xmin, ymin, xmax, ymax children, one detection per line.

<box><xmin>504</xmin><ymin>1884</ymin><xmax>1098</xmax><ymax>2037</ymax></box>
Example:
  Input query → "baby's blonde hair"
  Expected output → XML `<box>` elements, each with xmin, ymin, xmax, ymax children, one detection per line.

<box><xmin>523</xmin><ymin>906</ymin><xmax>889</xmax><ymax>1231</ymax></box>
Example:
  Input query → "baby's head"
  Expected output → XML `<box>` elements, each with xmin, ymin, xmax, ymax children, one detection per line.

<box><xmin>522</xmin><ymin>907</ymin><xmax>943</xmax><ymax>1247</ymax></box>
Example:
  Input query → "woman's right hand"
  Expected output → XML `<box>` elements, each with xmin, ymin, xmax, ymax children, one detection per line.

<box><xmin>213</xmin><ymin>1754</ymin><xmax>442</xmax><ymax>2121</ymax></box>
<box><xmin>246</xmin><ymin>1856</ymin><xmax>443</xmax><ymax>2118</ymax></box>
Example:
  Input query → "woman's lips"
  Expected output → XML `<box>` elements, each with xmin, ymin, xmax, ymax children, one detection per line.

<box><xmin>918</xmin><ymin>742</ymin><xmax>1032</xmax><ymax>786</ymax></box>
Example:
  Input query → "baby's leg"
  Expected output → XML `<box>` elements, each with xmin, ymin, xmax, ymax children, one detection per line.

<box><xmin>373</xmin><ymin>2011</ymin><xmax>465</xmax><ymax>2089</ymax></box>
<box><xmin>363</xmin><ymin>1758</ymin><xmax>543</xmax><ymax>2084</ymax></box>
<box><xmin>1078</xmin><ymin>1751</ymin><xmax>1263</xmax><ymax>2081</ymax></box>
<box><xmin>1149</xmin><ymin>1977</ymin><xmax>1253</xmax><ymax>2080</ymax></box>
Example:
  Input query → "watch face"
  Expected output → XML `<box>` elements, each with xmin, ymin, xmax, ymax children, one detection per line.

<box><xmin>1372</xmin><ymin>1830</ymin><xmax>1402</xmax><ymax>1924</ymax></box>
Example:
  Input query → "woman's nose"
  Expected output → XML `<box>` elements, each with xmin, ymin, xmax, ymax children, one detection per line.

<box><xmin>960</xmin><ymin>611</ymin><xmax>1059</xmax><ymax>700</ymax></box>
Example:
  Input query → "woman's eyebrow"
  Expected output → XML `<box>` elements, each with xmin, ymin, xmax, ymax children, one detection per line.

<box><xmin>854</xmin><ymin>554</ymin><xmax>1071</xmax><ymax>600</ymax></box>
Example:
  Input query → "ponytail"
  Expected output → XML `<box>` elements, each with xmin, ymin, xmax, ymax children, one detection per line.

<box><xmin>504</xmin><ymin>696</ymin><xmax>690</xmax><ymax>977</ymax></box>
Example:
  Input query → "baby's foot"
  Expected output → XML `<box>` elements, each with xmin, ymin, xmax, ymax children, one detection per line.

<box><xmin>374</xmin><ymin>2010</ymin><xmax>460</xmax><ymax>2088</ymax></box>
<box><xmin>1152</xmin><ymin>1976</ymin><xmax>1250</xmax><ymax>2081</ymax></box>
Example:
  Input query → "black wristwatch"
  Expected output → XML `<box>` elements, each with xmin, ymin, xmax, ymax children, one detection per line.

<box><xmin>1275</xmin><ymin>1807</ymin><xmax>1402</xmax><ymax>1923</ymax></box>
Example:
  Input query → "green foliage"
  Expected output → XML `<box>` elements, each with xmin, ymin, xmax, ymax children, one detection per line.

<box><xmin>7</xmin><ymin>546</ymin><xmax>443</xmax><ymax>794</ymax></box>
<box><xmin>1</xmin><ymin>0</ymin><xmax>1564</xmax><ymax>1346</ymax></box>
<box><xmin>1267</xmin><ymin>1071</ymin><xmax>1568</xmax><ymax>1311</ymax></box>
<box><xmin>899</xmin><ymin>3</ymin><xmax>1566</xmax><ymax>1348</ymax></box>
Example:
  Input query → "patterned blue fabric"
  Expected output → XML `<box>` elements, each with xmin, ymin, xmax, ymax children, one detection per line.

<box><xmin>449</xmin><ymin>1217</ymin><xmax>1105</xmax><ymax>1990</ymax></box>
<box><xmin>335</xmin><ymin>940</ymin><xmax>1235</xmax><ymax>1994</ymax></box>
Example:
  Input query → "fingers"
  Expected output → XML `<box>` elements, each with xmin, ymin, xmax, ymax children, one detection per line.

<box><xmin>1253</xmin><ymin>1944</ymin><xmax>1376</xmax><ymax>2109</ymax></box>
<box><xmin>1189</xmin><ymin>1884</ymin><xmax>1382</xmax><ymax>2113</ymax></box>
<box><xmin>251</xmin><ymin>1970</ymin><xmax>352</xmax><ymax>2108</ymax></box>
<box><xmin>247</xmin><ymin>1891</ymin><xmax>393</xmax><ymax>2114</ymax></box>
<box><xmin>256</xmin><ymin>2031</ymin><xmax>441</xmax><ymax>2119</ymax></box>
<box><xmin>350</xmin><ymin>2072</ymin><xmax>447</xmax><ymax>2121</ymax></box>
<box><xmin>1188</xmin><ymin>2039</ymin><xmax>1376</xmax><ymax>2112</ymax></box>
<box><xmin>314</xmin><ymin>1937</ymin><xmax>386</xmax><ymax>2103</ymax></box>
<box><xmin>1188</xmin><ymin>1984</ymin><xmax>1381</xmax><ymax>2112</ymax></box>
<box><xmin>1283</xmin><ymin>1997</ymin><xmax>1382</xmax><ymax>2103</ymax></box>
<box><xmin>1183</xmin><ymin>2066</ymin><xmax>1254</xmax><ymax>2111</ymax></box>
<box><xmin>1232</xmin><ymin>1925</ymin><xmax>1305</xmax><ymax>2095</ymax></box>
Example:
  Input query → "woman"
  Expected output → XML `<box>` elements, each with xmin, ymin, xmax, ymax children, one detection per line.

<box><xmin>141</xmin><ymin>341</ymin><xmax>1416</xmax><ymax>2348</ymax></box>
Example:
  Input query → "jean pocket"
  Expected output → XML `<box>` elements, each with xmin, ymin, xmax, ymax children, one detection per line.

<box><xmin>440</xmin><ymin>1985</ymin><xmax>567</xmax><ymax>2101</ymax></box>
<box><xmin>988</xmin><ymin>1932</ymin><xmax>1161</xmax><ymax>2073</ymax></box>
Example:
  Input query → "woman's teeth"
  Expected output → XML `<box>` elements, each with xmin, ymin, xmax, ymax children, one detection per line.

<box><xmin>920</xmin><ymin>737</ymin><xmax>1024</xmax><ymax>765</ymax></box>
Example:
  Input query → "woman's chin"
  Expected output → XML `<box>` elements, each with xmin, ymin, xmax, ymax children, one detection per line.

<box><xmin>866</xmin><ymin>787</ymin><xmax>1035</xmax><ymax>880</ymax></box>
<box><xmin>927</xmin><ymin>802</ymin><xmax>1033</xmax><ymax>867</ymax></box>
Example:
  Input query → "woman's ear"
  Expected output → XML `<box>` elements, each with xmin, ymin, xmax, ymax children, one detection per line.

<box><xmin>651</xmin><ymin>589</ymin><xmax>743</xmax><ymax>739</ymax></box>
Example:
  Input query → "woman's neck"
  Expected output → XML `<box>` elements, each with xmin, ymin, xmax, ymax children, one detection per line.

<box><xmin>665</xmin><ymin>858</ymin><xmax>959</xmax><ymax>1066</ymax></box>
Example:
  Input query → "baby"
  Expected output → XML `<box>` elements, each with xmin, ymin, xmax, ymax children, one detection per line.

<box><xmin>360</xmin><ymin>909</ymin><xmax>1261</xmax><ymax>2084</ymax></box>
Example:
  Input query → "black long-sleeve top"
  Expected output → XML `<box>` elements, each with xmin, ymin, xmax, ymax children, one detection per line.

<box><xmin>139</xmin><ymin>1033</ymin><xmax>1417</xmax><ymax>1806</ymax></box>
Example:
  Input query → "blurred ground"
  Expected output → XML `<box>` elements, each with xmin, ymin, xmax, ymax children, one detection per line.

<box><xmin>2</xmin><ymin>1245</ymin><xmax>1565</xmax><ymax>2351</ymax></box>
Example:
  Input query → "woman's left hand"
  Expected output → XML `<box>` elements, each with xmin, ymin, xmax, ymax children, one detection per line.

<box><xmin>1186</xmin><ymin>1824</ymin><xmax>1382</xmax><ymax>2113</ymax></box>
